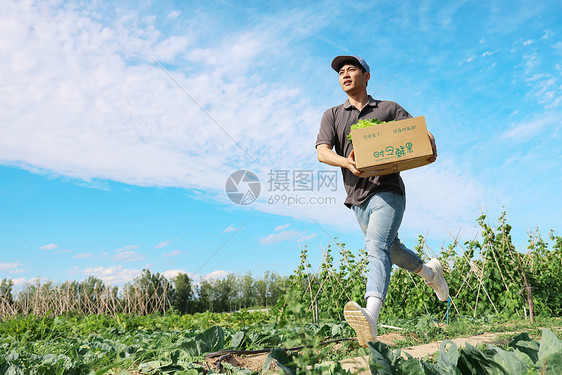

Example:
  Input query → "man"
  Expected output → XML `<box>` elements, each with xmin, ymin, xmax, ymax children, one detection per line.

<box><xmin>316</xmin><ymin>55</ymin><xmax>449</xmax><ymax>348</ymax></box>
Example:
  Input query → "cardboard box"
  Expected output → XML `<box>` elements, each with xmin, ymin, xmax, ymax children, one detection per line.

<box><xmin>350</xmin><ymin>116</ymin><xmax>433</xmax><ymax>177</ymax></box>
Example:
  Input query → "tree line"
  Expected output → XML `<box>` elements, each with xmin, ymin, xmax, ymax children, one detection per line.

<box><xmin>0</xmin><ymin>270</ymin><xmax>288</xmax><ymax>319</ymax></box>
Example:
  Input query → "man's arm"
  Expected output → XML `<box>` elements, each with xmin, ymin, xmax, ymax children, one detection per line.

<box><xmin>317</xmin><ymin>144</ymin><xmax>363</xmax><ymax>176</ymax></box>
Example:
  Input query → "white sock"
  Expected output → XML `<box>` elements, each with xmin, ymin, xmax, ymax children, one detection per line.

<box><xmin>416</xmin><ymin>264</ymin><xmax>434</xmax><ymax>282</ymax></box>
<box><xmin>365</xmin><ymin>296</ymin><xmax>383</xmax><ymax>321</ymax></box>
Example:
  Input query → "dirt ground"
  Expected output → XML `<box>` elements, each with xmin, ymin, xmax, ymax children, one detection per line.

<box><xmin>206</xmin><ymin>352</ymin><xmax>274</xmax><ymax>373</ymax></box>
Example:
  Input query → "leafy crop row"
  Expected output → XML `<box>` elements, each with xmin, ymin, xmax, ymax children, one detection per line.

<box><xmin>284</xmin><ymin>212</ymin><xmax>562</xmax><ymax>322</ymax></box>
<box><xmin>367</xmin><ymin>328</ymin><xmax>561</xmax><ymax>375</ymax></box>
<box><xmin>1</xmin><ymin>308</ymin><xmax>561</xmax><ymax>374</ymax></box>
<box><xmin>267</xmin><ymin>329</ymin><xmax>562</xmax><ymax>374</ymax></box>
<box><xmin>0</xmin><ymin>311</ymin><xmax>357</xmax><ymax>374</ymax></box>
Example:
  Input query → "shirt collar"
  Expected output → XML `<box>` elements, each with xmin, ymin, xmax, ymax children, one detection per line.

<box><xmin>343</xmin><ymin>95</ymin><xmax>377</xmax><ymax>110</ymax></box>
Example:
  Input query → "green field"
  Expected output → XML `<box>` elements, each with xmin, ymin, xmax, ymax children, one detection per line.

<box><xmin>1</xmin><ymin>312</ymin><xmax>561</xmax><ymax>374</ymax></box>
<box><xmin>1</xmin><ymin>212</ymin><xmax>561</xmax><ymax>374</ymax></box>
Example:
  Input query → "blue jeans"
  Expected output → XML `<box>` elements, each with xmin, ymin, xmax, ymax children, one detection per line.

<box><xmin>352</xmin><ymin>190</ymin><xmax>423</xmax><ymax>302</ymax></box>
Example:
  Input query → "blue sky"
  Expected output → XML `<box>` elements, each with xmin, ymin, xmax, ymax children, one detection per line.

<box><xmin>1</xmin><ymin>0</ymin><xmax>561</xmax><ymax>287</ymax></box>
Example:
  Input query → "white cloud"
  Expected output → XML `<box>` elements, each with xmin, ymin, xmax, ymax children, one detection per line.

<box><xmin>0</xmin><ymin>0</ymin><xmax>319</xmax><ymax>198</ymax></box>
<box><xmin>82</xmin><ymin>265</ymin><xmax>141</xmax><ymax>285</ymax></box>
<box><xmin>275</xmin><ymin>223</ymin><xmax>291</xmax><ymax>231</ymax></box>
<box><xmin>9</xmin><ymin>276</ymin><xmax>46</xmax><ymax>289</ymax></box>
<box><xmin>201</xmin><ymin>270</ymin><xmax>231</xmax><ymax>281</ymax></box>
<box><xmin>525</xmin><ymin>73</ymin><xmax>550</xmax><ymax>82</ymax></box>
<box><xmin>162</xmin><ymin>269</ymin><xmax>192</xmax><ymax>279</ymax></box>
<box><xmin>500</xmin><ymin>115</ymin><xmax>559</xmax><ymax>140</ymax></box>
<box><xmin>398</xmin><ymin>161</ymin><xmax>491</xmax><ymax>240</ymax></box>
<box><xmin>523</xmin><ymin>53</ymin><xmax>541</xmax><ymax>69</ymax></box>
<box><xmin>523</xmin><ymin>39</ymin><xmax>533</xmax><ymax>46</ymax></box>
<box><xmin>167</xmin><ymin>10</ymin><xmax>181</xmax><ymax>19</ymax></box>
<box><xmin>298</xmin><ymin>233</ymin><xmax>317</xmax><ymax>242</ymax></box>
<box><xmin>114</xmin><ymin>251</ymin><xmax>146</xmax><ymax>263</ymax></box>
<box><xmin>11</xmin><ymin>277</ymin><xmax>27</xmax><ymax>286</ymax></box>
<box><xmin>162</xmin><ymin>250</ymin><xmax>181</xmax><ymax>257</ymax></box>
<box><xmin>154</xmin><ymin>240</ymin><xmax>173</xmax><ymax>249</ymax></box>
<box><xmin>520</xmin><ymin>52</ymin><xmax>560</xmax><ymax>108</ymax></box>
<box><xmin>117</xmin><ymin>245</ymin><xmax>139</xmax><ymax>252</ymax></box>
<box><xmin>151</xmin><ymin>35</ymin><xmax>189</xmax><ymax>62</ymax></box>
<box><xmin>161</xmin><ymin>269</ymin><xmax>229</xmax><ymax>283</ymax></box>
<box><xmin>0</xmin><ymin>262</ymin><xmax>22</xmax><ymax>271</ymax></box>
<box><xmin>222</xmin><ymin>224</ymin><xmax>237</xmax><ymax>233</ymax></box>
<box><xmin>542</xmin><ymin>30</ymin><xmax>553</xmax><ymax>39</ymax></box>
<box><xmin>259</xmin><ymin>229</ymin><xmax>310</xmax><ymax>244</ymax></box>
<box><xmin>37</xmin><ymin>244</ymin><xmax>58</xmax><ymax>250</ymax></box>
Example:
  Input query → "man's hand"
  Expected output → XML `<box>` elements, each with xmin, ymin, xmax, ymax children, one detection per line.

<box><xmin>317</xmin><ymin>144</ymin><xmax>363</xmax><ymax>176</ymax></box>
<box><xmin>345</xmin><ymin>150</ymin><xmax>363</xmax><ymax>176</ymax></box>
<box><xmin>428</xmin><ymin>132</ymin><xmax>437</xmax><ymax>163</ymax></box>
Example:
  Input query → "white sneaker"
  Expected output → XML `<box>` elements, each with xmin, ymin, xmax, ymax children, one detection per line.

<box><xmin>343</xmin><ymin>301</ymin><xmax>377</xmax><ymax>347</ymax></box>
<box><xmin>426</xmin><ymin>259</ymin><xmax>449</xmax><ymax>302</ymax></box>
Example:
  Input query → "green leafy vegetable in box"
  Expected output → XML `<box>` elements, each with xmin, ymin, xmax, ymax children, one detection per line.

<box><xmin>346</xmin><ymin>118</ymin><xmax>394</xmax><ymax>142</ymax></box>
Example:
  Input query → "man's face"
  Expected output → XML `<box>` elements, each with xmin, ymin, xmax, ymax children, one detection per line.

<box><xmin>338</xmin><ymin>63</ymin><xmax>370</xmax><ymax>94</ymax></box>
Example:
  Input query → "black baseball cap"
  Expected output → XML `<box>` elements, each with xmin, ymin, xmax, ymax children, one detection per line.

<box><xmin>331</xmin><ymin>55</ymin><xmax>370</xmax><ymax>74</ymax></box>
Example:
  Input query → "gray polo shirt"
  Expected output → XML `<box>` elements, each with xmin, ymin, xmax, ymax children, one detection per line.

<box><xmin>316</xmin><ymin>96</ymin><xmax>411</xmax><ymax>208</ymax></box>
